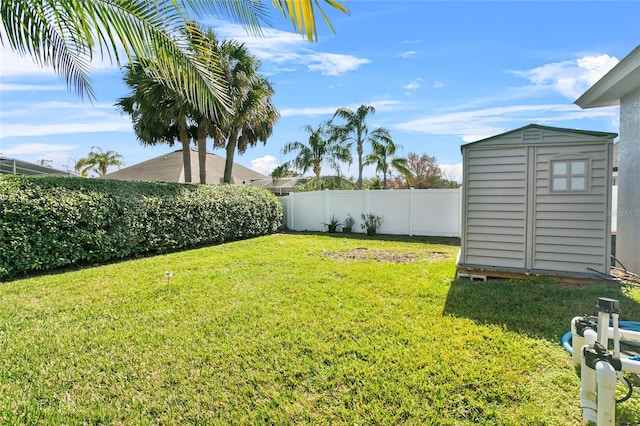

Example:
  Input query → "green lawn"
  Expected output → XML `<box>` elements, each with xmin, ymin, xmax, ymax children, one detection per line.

<box><xmin>1</xmin><ymin>233</ymin><xmax>639</xmax><ymax>425</ymax></box>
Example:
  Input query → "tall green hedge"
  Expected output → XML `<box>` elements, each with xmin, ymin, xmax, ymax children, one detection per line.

<box><xmin>0</xmin><ymin>175</ymin><xmax>283</xmax><ymax>280</ymax></box>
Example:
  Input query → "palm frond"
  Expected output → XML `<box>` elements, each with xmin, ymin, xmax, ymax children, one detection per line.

<box><xmin>271</xmin><ymin>0</ymin><xmax>348</xmax><ymax>41</ymax></box>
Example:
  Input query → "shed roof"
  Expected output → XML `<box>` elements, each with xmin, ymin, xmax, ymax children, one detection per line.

<box><xmin>102</xmin><ymin>148</ymin><xmax>266</xmax><ymax>184</ymax></box>
<box><xmin>575</xmin><ymin>44</ymin><xmax>640</xmax><ymax>108</ymax></box>
<box><xmin>460</xmin><ymin>124</ymin><xmax>617</xmax><ymax>152</ymax></box>
<box><xmin>0</xmin><ymin>156</ymin><xmax>74</xmax><ymax>176</ymax></box>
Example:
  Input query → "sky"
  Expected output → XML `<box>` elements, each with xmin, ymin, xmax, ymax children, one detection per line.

<box><xmin>1</xmin><ymin>1</ymin><xmax>639</xmax><ymax>183</ymax></box>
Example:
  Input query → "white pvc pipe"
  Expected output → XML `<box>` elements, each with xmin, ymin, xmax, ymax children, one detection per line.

<box><xmin>571</xmin><ymin>316</ymin><xmax>585</xmax><ymax>367</ymax></box>
<box><xmin>620</xmin><ymin>357</ymin><xmax>640</xmax><ymax>374</ymax></box>
<box><xmin>605</xmin><ymin>327</ymin><xmax>640</xmax><ymax>343</ymax></box>
<box><xmin>584</xmin><ymin>328</ymin><xmax>597</xmax><ymax>347</ymax></box>
<box><xmin>580</xmin><ymin>329</ymin><xmax>598</xmax><ymax>424</ymax></box>
<box><xmin>597</xmin><ymin>310</ymin><xmax>610</xmax><ymax>347</ymax></box>
<box><xmin>612</xmin><ymin>313</ymin><xmax>620</xmax><ymax>357</ymax></box>
<box><xmin>596</xmin><ymin>361</ymin><xmax>617</xmax><ymax>426</ymax></box>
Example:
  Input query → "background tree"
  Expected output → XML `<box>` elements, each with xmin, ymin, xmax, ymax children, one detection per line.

<box><xmin>331</xmin><ymin>104</ymin><xmax>391</xmax><ymax>190</ymax></box>
<box><xmin>363</xmin><ymin>132</ymin><xmax>408</xmax><ymax>189</ymax></box>
<box><xmin>389</xmin><ymin>152</ymin><xmax>459</xmax><ymax>189</ymax></box>
<box><xmin>1</xmin><ymin>0</ymin><xmax>348</xmax><ymax>117</ymax></box>
<box><xmin>117</xmin><ymin>62</ymin><xmax>196</xmax><ymax>183</ymax></box>
<box><xmin>185</xmin><ymin>25</ymin><xmax>232</xmax><ymax>184</ymax></box>
<box><xmin>282</xmin><ymin>122</ymin><xmax>351</xmax><ymax>190</ymax></box>
<box><xmin>402</xmin><ymin>152</ymin><xmax>442</xmax><ymax>189</ymax></box>
<box><xmin>118</xmin><ymin>25</ymin><xmax>277</xmax><ymax>185</ymax></box>
<box><xmin>270</xmin><ymin>163</ymin><xmax>300</xmax><ymax>184</ymax></box>
<box><xmin>75</xmin><ymin>147</ymin><xmax>124</xmax><ymax>177</ymax></box>
<box><xmin>210</xmin><ymin>40</ymin><xmax>279</xmax><ymax>183</ymax></box>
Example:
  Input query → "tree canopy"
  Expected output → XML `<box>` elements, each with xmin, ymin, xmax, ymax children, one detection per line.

<box><xmin>75</xmin><ymin>147</ymin><xmax>124</xmax><ymax>177</ymax></box>
<box><xmin>331</xmin><ymin>105</ymin><xmax>392</xmax><ymax>190</ymax></box>
<box><xmin>1</xmin><ymin>0</ymin><xmax>348</xmax><ymax>119</ymax></box>
<box><xmin>282</xmin><ymin>122</ymin><xmax>351</xmax><ymax>190</ymax></box>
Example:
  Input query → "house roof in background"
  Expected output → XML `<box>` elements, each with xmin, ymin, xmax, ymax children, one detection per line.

<box><xmin>575</xmin><ymin>44</ymin><xmax>640</xmax><ymax>108</ymax></box>
<box><xmin>102</xmin><ymin>149</ymin><xmax>267</xmax><ymax>184</ymax></box>
<box><xmin>250</xmin><ymin>176</ymin><xmax>312</xmax><ymax>195</ymax></box>
<box><xmin>0</xmin><ymin>156</ymin><xmax>74</xmax><ymax>176</ymax></box>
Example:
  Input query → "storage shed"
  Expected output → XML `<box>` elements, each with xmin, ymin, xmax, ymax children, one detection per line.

<box><xmin>457</xmin><ymin>124</ymin><xmax>616</xmax><ymax>281</ymax></box>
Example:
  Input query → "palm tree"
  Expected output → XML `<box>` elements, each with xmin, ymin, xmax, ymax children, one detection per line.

<box><xmin>186</xmin><ymin>25</ymin><xmax>227</xmax><ymax>184</ymax></box>
<box><xmin>117</xmin><ymin>62</ymin><xmax>195</xmax><ymax>183</ymax></box>
<box><xmin>1</xmin><ymin>1</ymin><xmax>348</xmax><ymax>117</ymax></box>
<box><xmin>212</xmin><ymin>41</ymin><xmax>279</xmax><ymax>184</ymax></box>
<box><xmin>118</xmin><ymin>24</ymin><xmax>279</xmax><ymax>185</ymax></box>
<box><xmin>363</xmin><ymin>132</ymin><xmax>408</xmax><ymax>189</ymax></box>
<box><xmin>75</xmin><ymin>147</ymin><xmax>124</xmax><ymax>177</ymax></box>
<box><xmin>282</xmin><ymin>122</ymin><xmax>351</xmax><ymax>190</ymax></box>
<box><xmin>331</xmin><ymin>104</ymin><xmax>390</xmax><ymax>190</ymax></box>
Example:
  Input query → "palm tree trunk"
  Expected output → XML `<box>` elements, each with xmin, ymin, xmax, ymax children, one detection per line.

<box><xmin>197</xmin><ymin>125</ymin><xmax>208</xmax><ymax>184</ymax></box>
<box><xmin>357</xmin><ymin>138</ymin><xmax>364</xmax><ymax>190</ymax></box>
<box><xmin>178</xmin><ymin>121</ymin><xmax>192</xmax><ymax>183</ymax></box>
<box><xmin>223</xmin><ymin>128</ymin><xmax>240</xmax><ymax>184</ymax></box>
<box><xmin>314</xmin><ymin>163</ymin><xmax>322</xmax><ymax>190</ymax></box>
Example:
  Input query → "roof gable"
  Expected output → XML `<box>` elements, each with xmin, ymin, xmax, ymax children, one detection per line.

<box><xmin>103</xmin><ymin>148</ymin><xmax>267</xmax><ymax>184</ymax></box>
<box><xmin>461</xmin><ymin>124</ymin><xmax>617</xmax><ymax>151</ymax></box>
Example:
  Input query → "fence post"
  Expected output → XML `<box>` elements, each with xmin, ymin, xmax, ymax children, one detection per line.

<box><xmin>324</xmin><ymin>189</ymin><xmax>330</xmax><ymax>226</ymax></box>
<box><xmin>364</xmin><ymin>189</ymin><xmax>370</xmax><ymax>215</ymax></box>
<box><xmin>288</xmin><ymin>193</ymin><xmax>295</xmax><ymax>230</ymax></box>
<box><xmin>409</xmin><ymin>187</ymin><xmax>415</xmax><ymax>236</ymax></box>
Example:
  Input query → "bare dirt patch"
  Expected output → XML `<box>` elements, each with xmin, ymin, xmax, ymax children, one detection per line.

<box><xmin>323</xmin><ymin>247</ymin><xmax>450</xmax><ymax>263</ymax></box>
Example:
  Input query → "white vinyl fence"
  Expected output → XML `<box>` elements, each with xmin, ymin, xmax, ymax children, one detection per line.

<box><xmin>281</xmin><ymin>189</ymin><xmax>462</xmax><ymax>237</ymax></box>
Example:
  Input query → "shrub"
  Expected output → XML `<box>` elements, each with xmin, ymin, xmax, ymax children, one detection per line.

<box><xmin>0</xmin><ymin>175</ymin><xmax>283</xmax><ymax>280</ymax></box>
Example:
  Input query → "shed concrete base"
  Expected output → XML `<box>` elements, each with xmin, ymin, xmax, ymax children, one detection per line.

<box><xmin>455</xmin><ymin>266</ymin><xmax>618</xmax><ymax>285</ymax></box>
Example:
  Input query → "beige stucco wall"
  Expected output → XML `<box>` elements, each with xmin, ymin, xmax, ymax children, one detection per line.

<box><xmin>617</xmin><ymin>87</ymin><xmax>640</xmax><ymax>274</ymax></box>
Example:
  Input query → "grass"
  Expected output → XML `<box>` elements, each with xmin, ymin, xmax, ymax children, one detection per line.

<box><xmin>1</xmin><ymin>233</ymin><xmax>639</xmax><ymax>425</ymax></box>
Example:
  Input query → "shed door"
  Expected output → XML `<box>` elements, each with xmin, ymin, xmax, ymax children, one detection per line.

<box><xmin>463</xmin><ymin>146</ymin><xmax>529</xmax><ymax>269</ymax></box>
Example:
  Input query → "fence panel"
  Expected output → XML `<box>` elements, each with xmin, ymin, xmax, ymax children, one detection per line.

<box><xmin>284</xmin><ymin>189</ymin><xmax>462</xmax><ymax>237</ymax></box>
<box><xmin>282</xmin><ymin>186</ymin><xmax>615</xmax><ymax>237</ymax></box>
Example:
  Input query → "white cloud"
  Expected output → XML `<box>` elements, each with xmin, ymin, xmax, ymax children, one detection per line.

<box><xmin>306</xmin><ymin>52</ymin><xmax>371</xmax><ymax>76</ymax></box>
<box><xmin>1</xmin><ymin>101</ymin><xmax>132</xmax><ymax>138</ymax></box>
<box><xmin>0</xmin><ymin>49</ymin><xmax>59</xmax><ymax>78</ymax></box>
<box><xmin>1</xmin><ymin>121</ymin><xmax>131</xmax><ymax>138</ymax></box>
<box><xmin>280</xmin><ymin>100</ymin><xmax>402</xmax><ymax>118</ymax></box>
<box><xmin>392</xmin><ymin>103</ymin><xmax>618</xmax><ymax>142</ymax></box>
<box><xmin>439</xmin><ymin>163</ymin><xmax>463</xmax><ymax>183</ymax></box>
<box><xmin>0</xmin><ymin>83</ymin><xmax>65</xmax><ymax>92</ymax></box>
<box><xmin>2</xmin><ymin>101</ymin><xmax>117</xmax><ymax>118</ymax></box>
<box><xmin>251</xmin><ymin>155</ymin><xmax>279</xmax><ymax>175</ymax></box>
<box><xmin>403</xmin><ymin>80</ymin><xmax>420</xmax><ymax>90</ymax></box>
<box><xmin>0</xmin><ymin>46</ymin><xmax>122</xmax><ymax>78</ymax></box>
<box><xmin>1</xmin><ymin>143</ymin><xmax>78</xmax><ymax>155</ymax></box>
<box><xmin>280</xmin><ymin>105</ymin><xmax>341</xmax><ymax>117</ymax></box>
<box><xmin>206</xmin><ymin>20</ymin><xmax>370</xmax><ymax>76</ymax></box>
<box><xmin>399</xmin><ymin>50</ymin><xmax>417</xmax><ymax>58</ymax></box>
<box><xmin>432</xmin><ymin>81</ymin><xmax>444</xmax><ymax>88</ymax></box>
<box><xmin>511</xmin><ymin>54</ymin><xmax>619</xmax><ymax>100</ymax></box>
<box><xmin>368</xmin><ymin>100</ymin><xmax>403</xmax><ymax>111</ymax></box>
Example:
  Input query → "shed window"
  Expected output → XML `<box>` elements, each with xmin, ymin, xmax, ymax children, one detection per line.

<box><xmin>551</xmin><ymin>160</ymin><xmax>587</xmax><ymax>192</ymax></box>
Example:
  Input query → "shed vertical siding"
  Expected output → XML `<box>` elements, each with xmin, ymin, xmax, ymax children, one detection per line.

<box><xmin>463</xmin><ymin>146</ymin><xmax>528</xmax><ymax>268</ymax></box>
<box><xmin>532</xmin><ymin>143</ymin><xmax>611</xmax><ymax>273</ymax></box>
